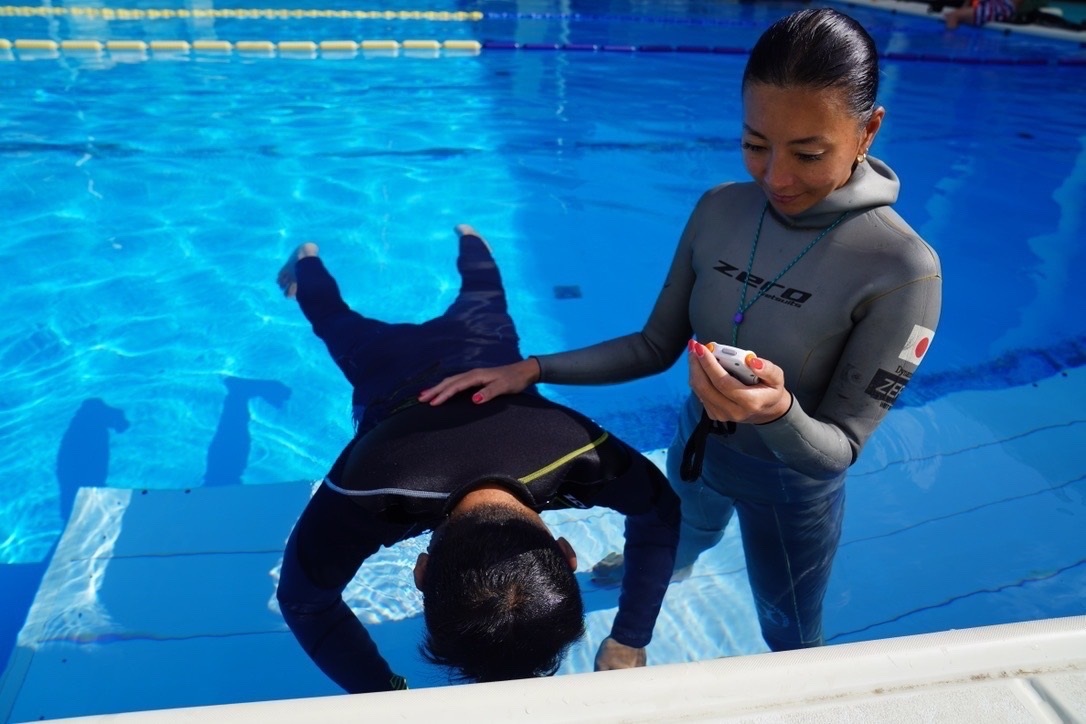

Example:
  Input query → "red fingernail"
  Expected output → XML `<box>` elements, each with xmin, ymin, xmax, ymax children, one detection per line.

<box><xmin>750</xmin><ymin>358</ymin><xmax>764</xmax><ymax>371</ymax></box>
<box><xmin>472</xmin><ymin>393</ymin><xmax>484</xmax><ymax>403</ymax></box>
<box><xmin>693</xmin><ymin>343</ymin><xmax>704</xmax><ymax>358</ymax></box>
<box><xmin>687</xmin><ymin>339</ymin><xmax>695</xmax><ymax>352</ymax></box>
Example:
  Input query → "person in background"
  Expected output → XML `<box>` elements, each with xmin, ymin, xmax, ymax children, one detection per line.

<box><xmin>420</xmin><ymin>9</ymin><xmax>942</xmax><ymax>654</ymax></box>
<box><xmin>275</xmin><ymin>227</ymin><xmax>679</xmax><ymax>693</ymax></box>
<box><xmin>940</xmin><ymin>0</ymin><xmax>1045</xmax><ymax>29</ymax></box>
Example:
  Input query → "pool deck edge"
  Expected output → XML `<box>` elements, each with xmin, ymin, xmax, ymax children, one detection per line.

<box><xmin>34</xmin><ymin>615</ymin><xmax>1086</xmax><ymax>723</ymax></box>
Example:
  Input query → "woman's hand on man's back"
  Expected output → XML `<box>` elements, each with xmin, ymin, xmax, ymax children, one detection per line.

<box><xmin>418</xmin><ymin>358</ymin><xmax>541</xmax><ymax>406</ymax></box>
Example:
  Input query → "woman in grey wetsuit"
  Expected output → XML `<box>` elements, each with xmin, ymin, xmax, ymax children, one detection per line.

<box><xmin>421</xmin><ymin>8</ymin><xmax>942</xmax><ymax>654</ymax></box>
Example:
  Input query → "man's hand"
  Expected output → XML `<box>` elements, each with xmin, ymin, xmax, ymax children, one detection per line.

<box><xmin>593</xmin><ymin>637</ymin><xmax>647</xmax><ymax>671</ymax></box>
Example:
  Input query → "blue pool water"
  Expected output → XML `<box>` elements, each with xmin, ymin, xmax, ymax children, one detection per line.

<box><xmin>2</xmin><ymin>0</ymin><xmax>1085</xmax><ymax>705</ymax></box>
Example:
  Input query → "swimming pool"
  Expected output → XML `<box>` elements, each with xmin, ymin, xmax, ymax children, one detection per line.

<box><xmin>2</xmin><ymin>0</ymin><xmax>1085</xmax><ymax>711</ymax></box>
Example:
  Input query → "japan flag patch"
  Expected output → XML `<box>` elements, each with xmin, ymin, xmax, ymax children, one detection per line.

<box><xmin>899</xmin><ymin>325</ymin><xmax>935</xmax><ymax>365</ymax></box>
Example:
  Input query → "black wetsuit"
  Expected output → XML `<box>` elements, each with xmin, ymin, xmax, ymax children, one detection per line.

<box><xmin>276</xmin><ymin>237</ymin><xmax>680</xmax><ymax>694</ymax></box>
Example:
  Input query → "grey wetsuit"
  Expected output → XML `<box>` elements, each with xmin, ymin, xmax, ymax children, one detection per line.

<box><xmin>537</xmin><ymin>157</ymin><xmax>941</xmax><ymax>500</ymax></box>
<box><xmin>533</xmin><ymin>158</ymin><xmax>942</xmax><ymax>649</ymax></box>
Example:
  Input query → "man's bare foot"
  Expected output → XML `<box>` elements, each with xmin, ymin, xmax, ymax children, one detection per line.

<box><xmin>276</xmin><ymin>242</ymin><xmax>319</xmax><ymax>298</ymax></box>
<box><xmin>454</xmin><ymin>224</ymin><xmax>492</xmax><ymax>253</ymax></box>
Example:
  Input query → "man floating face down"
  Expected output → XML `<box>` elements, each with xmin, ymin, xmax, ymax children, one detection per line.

<box><xmin>275</xmin><ymin>227</ymin><xmax>680</xmax><ymax>691</ymax></box>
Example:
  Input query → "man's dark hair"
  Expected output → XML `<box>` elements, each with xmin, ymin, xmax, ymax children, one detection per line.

<box><xmin>419</xmin><ymin>503</ymin><xmax>586</xmax><ymax>683</ymax></box>
<box><xmin>743</xmin><ymin>8</ymin><xmax>880</xmax><ymax>124</ymax></box>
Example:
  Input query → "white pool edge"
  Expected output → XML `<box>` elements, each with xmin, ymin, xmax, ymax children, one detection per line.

<box><xmin>37</xmin><ymin>614</ymin><xmax>1084</xmax><ymax>723</ymax></box>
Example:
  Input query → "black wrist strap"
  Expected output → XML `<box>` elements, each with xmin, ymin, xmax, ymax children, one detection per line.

<box><xmin>678</xmin><ymin>410</ymin><xmax>735</xmax><ymax>482</ymax></box>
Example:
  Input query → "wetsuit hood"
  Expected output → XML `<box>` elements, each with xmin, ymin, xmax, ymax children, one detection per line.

<box><xmin>772</xmin><ymin>155</ymin><xmax>900</xmax><ymax>229</ymax></box>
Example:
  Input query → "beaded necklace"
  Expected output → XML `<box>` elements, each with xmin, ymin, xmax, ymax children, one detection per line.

<box><xmin>731</xmin><ymin>201</ymin><xmax>849</xmax><ymax>345</ymax></box>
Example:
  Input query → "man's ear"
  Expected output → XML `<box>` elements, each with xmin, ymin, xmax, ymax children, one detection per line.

<box><xmin>413</xmin><ymin>552</ymin><xmax>429</xmax><ymax>591</ymax></box>
<box><xmin>555</xmin><ymin>536</ymin><xmax>578</xmax><ymax>571</ymax></box>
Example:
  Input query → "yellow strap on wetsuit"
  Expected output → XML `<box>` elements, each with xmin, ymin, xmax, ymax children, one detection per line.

<box><xmin>518</xmin><ymin>432</ymin><xmax>610</xmax><ymax>484</ymax></box>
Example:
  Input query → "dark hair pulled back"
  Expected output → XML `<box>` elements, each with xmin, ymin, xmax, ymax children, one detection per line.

<box><xmin>743</xmin><ymin>8</ymin><xmax>880</xmax><ymax>123</ymax></box>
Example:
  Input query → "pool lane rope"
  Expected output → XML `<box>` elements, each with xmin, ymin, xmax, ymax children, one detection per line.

<box><xmin>0</xmin><ymin>6</ymin><xmax>484</xmax><ymax>20</ymax></box>
<box><xmin>1</xmin><ymin>4</ymin><xmax>1079</xmax><ymax>64</ymax></box>
<box><xmin>0</xmin><ymin>38</ymin><xmax>483</xmax><ymax>56</ymax></box>
<box><xmin>1</xmin><ymin>37</ymin><xmax>1082</xmax><ymax>64</ymax></box>
<box><xmin>0</xmin><ymin>5</ymin><xmax>784</xmax><ymax>24</ymax></box>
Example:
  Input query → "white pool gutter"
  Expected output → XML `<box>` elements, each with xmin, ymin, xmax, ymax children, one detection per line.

<box><xmin>42</xmin><ymin>614</ymin><xmax>1085</xmax><ymax>723</ymax></box>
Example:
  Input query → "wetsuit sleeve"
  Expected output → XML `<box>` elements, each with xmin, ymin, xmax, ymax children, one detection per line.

<box><xmin>533</xmin><ymin>196</ymin><xmax>710</xmax><ymax>384</ymax></box>
<box><xmin>590</xmin><ymin>447</ymin><xmax>681</xmax><ymax>649</ymax></box>
<box><xmin>277</xmin><ymin>451</ymin><xmax>416</xmax><ymax>694</ymax></box>
<box><xmin>756</xmin><ymin>272</ymin><xmax>942</xmax><ymax>479</ymax></box>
